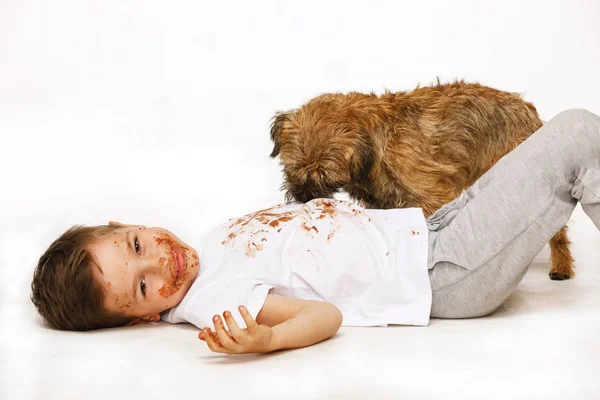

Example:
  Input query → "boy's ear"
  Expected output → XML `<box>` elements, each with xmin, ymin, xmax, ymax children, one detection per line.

<box><xmin>125</xmin><ymin>314</ymin><xmax>161</xmax><ymax>326</ymax></box>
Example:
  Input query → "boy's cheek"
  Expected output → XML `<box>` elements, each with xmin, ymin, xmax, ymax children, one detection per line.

<box><xmin>114</xmin><ymin>292</ymin><xmax>134</xmax><ymax>310</ymax></box>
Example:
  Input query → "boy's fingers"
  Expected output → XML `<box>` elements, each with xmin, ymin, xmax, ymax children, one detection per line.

<box><xmin>198</xmin><ymin>330</ymin><xmax>215</xmax><ymax>342</ymax></box>
<box><xmin>213</xmin><ymin>315</ymin><xmax>238</xmax><ymax>350</ymax></box>
<box><xmin>209</xmin><ymin>330</ymin><xmax>223</xmax><ymax>347</ymax></box>
<box><xmin>203</xmin><ymin>328</ymin><xmax>223</xmax><ymax>353</ymax></box>
<box><xmin>223</xmin><ymin>311</ymin><xmax>246</xmax><ymax>342</ymax></box>
<box><xmin>239</xmin><ymin>305</ymin><xmax>258</xmax><ymax>333</ymax></box>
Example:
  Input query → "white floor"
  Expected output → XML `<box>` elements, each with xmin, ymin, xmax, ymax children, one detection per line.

<box><xmin>2</xmin><ymin>205</ymin><xmax>600</xmax><ymax>400</ymax></box>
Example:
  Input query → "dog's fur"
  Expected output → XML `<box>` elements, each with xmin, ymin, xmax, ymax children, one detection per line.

<box><xmin>269</xmin><ymin>80</ymin><xmax>574</xmax><ymax>280</ymax></box>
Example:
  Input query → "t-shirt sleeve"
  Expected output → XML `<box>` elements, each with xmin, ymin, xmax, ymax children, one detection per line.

<box><xmin>183</xmin><ymin>280</ymin><xmax>273</xmax><ymax>330</ymax></box>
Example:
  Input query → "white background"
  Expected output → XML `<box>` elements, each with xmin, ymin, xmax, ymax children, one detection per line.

<box><xmin>1</xmin><ymin>1</ymin><xmax>600</xmax><ymax>399</ymax></box>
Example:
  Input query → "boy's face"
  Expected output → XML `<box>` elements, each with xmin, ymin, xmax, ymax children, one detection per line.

<box><xmin>89</xmin><ymin>222</ymin><xmax>200</xmax><ymax>324</ymax></box>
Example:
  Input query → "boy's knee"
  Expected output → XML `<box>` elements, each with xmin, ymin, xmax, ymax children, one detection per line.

<box><xmin>555</xmin><ymin>108</ymin><xmax>600</xmax><ymax>126</ymax></box>
<box><xmin>549</xmin><ymin>109</ymin><xmax>600</xmax><ymax>152</ymax></box>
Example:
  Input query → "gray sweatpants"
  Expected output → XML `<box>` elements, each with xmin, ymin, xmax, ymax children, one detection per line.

<box><xmin>427</xmin><ymin>109</ymin><xmax>600</xmax><ymax>318</ymax></box>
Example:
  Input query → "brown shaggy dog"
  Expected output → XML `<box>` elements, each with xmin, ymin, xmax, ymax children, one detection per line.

<box><xmin>269</xmin><ymin>80</ymin><xmax>574</xmax><ymax>280</ymax></box>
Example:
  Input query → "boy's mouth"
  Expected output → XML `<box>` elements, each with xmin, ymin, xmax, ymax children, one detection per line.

<box><xmin>171</xmin><ymin>245</ymin><xmax>185</xmax><ymax>281</ymax></box>
<box><xmin>156</xmin><ymin>234</ymin><xmax>191</xmax><ymax>299</ymax></box>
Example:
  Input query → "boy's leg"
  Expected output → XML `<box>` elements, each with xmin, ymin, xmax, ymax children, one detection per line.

<box><xmin>427</xmin><ymin>109</ymin><xmax>600</xmax><ymax>318</ymax></box>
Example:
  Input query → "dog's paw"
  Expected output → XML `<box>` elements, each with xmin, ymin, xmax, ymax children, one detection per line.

<box><xmin>549</xmin><ymin>271</ymin><xmax>572</xmax><ymax>281</ymax></box>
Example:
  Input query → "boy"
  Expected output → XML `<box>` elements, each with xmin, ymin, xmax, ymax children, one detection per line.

<box><xmin>31</xmin><ymin>109</ymin><xmax>600</xmax><ymax>355</ymax></box>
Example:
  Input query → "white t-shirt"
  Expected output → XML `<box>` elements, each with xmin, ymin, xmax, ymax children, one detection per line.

<box><xmin>161</xmin><ymin>199</ymin><xmax>431</xmax><ymax>328</ymax></box>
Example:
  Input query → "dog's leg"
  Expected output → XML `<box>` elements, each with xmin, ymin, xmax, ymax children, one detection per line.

<box><xmin>548</xmin><ymin>225</ymin><xmax>574</xmax><ymax>280</ymax></box>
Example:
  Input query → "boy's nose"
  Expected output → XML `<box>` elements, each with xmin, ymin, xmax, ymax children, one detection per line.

<box><xmin>139</xmin><ymin>255</ymin><xmax>168</xmax><ymax>276</ymax></box>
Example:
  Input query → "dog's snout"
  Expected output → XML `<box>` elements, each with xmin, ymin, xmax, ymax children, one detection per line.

<box><xmin>290</xmin><ymin>184</ymin><xmax>339</xmax><ymax>204</ymax></box>
<box><xmin>291</xmin><ymin>189</ymin><xmax>317</xmax><ymax>204</ymax></box>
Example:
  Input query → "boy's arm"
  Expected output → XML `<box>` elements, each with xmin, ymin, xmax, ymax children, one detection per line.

<box><xmin>199</xmin><ymin>294</ymin><xmax>343</xmax><ymax>354</ymax></box>
<box><xmin>259</xmin><ymin>294</ymin><xmax>343</xmax><ymax>351</ymax></box>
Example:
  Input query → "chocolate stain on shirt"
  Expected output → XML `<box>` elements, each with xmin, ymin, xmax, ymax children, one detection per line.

<box><xmin>245</xmin><ymin>241</ymin><xmax>266</xmax><ymax>258</ymax></box>
<box><xmin>221</xmin><ymin>199</ymin><xmax>367</xmax><ymax>258</ymax></box>
<box><xmin>221</xmin><ymin>207</ymin><xmax>301</xmax><ymax>254</ymax></box>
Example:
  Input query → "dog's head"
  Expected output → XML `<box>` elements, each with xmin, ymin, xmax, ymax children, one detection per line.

<box><xmin>269</xmin><ymin>109</ymin><xmax>375</xmax><ymax>204</ymax></box>
<box><xmin>282</xmin><ymin>164</ymin><xmax>343</xmax><ymax>204</ymax></box>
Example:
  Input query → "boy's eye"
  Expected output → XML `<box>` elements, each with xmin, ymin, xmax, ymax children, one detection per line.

<box><xmin>134</xmin><ymin>237</ymin><xmax>140</xmax><ymax>254</ymax></box>
<box><xmin>140</xmin><ymin>276</ymin><xmax>146</xmax><ymax>296</ymax></box>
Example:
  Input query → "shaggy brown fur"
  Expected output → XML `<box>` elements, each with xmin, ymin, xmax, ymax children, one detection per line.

<box><xmin>269</xmin><ymin>80</ymin><xmax>574</xmax><ymax>280</ymax></box>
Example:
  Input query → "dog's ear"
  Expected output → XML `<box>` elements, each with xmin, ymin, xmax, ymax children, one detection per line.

<box><xmin>269</xmin><ymin>111</ymin><xmax>292</xmax><ymax>158</ymax></box>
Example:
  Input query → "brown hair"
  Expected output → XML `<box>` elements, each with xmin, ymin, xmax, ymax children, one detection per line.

<box><xmin>31</xmin><ymin>225</ymin><xmax>133</xmax><ymax>331</ymax></box>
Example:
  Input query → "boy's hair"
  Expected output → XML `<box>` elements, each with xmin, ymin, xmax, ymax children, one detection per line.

<box><xmin>31</xmin><ymin>225</ymin><xmax>133</xmax><ymax>331</ymax></box>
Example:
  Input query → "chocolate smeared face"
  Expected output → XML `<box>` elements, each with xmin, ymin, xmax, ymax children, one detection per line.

<box><xmin>89</xmin><ymin>223</ymin><xmax>200</xmax><ymax>323</ymax></box>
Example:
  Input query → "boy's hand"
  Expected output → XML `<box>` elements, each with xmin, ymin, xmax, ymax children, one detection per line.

<box><xmin>198</xmin><ymin>305</ymin><xmax>276</xmax><ymax>354</ymax></box>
